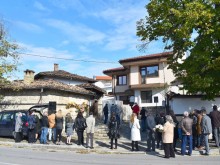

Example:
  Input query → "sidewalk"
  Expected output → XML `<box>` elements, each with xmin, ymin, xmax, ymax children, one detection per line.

<box><xmin>0</xmin><ymin>137</ymin><xmax>219</xmax><ymax>156</ymax></box>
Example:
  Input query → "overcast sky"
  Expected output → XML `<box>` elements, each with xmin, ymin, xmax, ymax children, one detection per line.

<box><xmin>0</xmin><ymin>0</ymin><xmax>165</xmax><ymax>80</ymax></box>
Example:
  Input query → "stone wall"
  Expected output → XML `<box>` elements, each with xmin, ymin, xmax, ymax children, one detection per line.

<box><xmin>0</xmin><ymin>89</ymin><xmax>90</xmax><ymax>118</ymax></box>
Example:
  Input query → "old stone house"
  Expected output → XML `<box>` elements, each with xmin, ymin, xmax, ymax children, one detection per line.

<box><xmin>0</xmin><ymin>64</ymin><xmax>105</xmax><ymax>117</ymax></box>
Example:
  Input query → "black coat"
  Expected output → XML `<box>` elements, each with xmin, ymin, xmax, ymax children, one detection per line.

<box><xmin>108</xmin><ymin>119</ymin><xmax>120</xmax><ymax>139</ymax></box>
<box><xmin>75</xmin><ymin>117</ymin><xmax>87</xmax><ymax>132</ymax></box>
<box><xmin>56</xmin><ymin>117</ymin><xmax>63</xmax><ymax>129</ymax></box>
<box><xmin>41</xmin><ymin>116</ymin><xmax>49</xmax><ymax>127</ymax></box>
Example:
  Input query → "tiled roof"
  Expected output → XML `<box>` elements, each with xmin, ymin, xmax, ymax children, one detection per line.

<box><xmin>77</xmin><ymin>83</ymin><xmax>106</xmax><ymax>94</ymax></box>
<box><xmin>95</xmin><ymin>76</ymin><xmax>112</xmax><ymax>80</ymax></box>
<box><xmin>119</xmin><ymin>51</ymin><xmax>173</xmax><ymax>63</ymax></box>
<box><xmin>1</xmin><ymin>79</ymin><xmax>95</xmax><ymax>96</ymax></box>
<box><xmin>34</xmin><ymin>70</ymin><xmax>96</xmax><ymax>83</ymax></box>
<box><xmin>103</xmin><ymin>67</ymin><xmax>127</xmax><ymax>74</ymax></box>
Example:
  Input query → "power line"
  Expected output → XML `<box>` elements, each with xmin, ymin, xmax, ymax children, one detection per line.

<box><xmin>18</xmin><ymin>52</ymin><xmax>117</xmax><ymax>64</ymax></box>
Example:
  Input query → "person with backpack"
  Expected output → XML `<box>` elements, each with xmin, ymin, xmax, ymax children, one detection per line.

<box><xmin>27</xmin><ymin>111</ymin><xmax>37</xmax><ymax>143</ymax></box>
<box><xmin>75</xmin><ymin>111</ymin><xmax>87</xmax><ymax>146</ymax></box>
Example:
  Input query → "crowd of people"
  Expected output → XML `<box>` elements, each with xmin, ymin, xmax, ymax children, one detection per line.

<box><xmin>14</xmin><ymin>102</ymin><xmax>220</xmax><ymax>158</ymax></box>
<box><xmin>134</xmin><ymin>104</ymin><xmax>220</xmax><ymax>158</ymax></box>
<box><xmin>14</xmin><ymin>106</ymin><xmax>95</xmax><ymax>148</ymax></box>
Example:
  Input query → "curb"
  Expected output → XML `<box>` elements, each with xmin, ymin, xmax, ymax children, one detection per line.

<box><xmin>0</xmin><ymin>141</ymin><xmax>220</xmax><ymax>156</ymax></box>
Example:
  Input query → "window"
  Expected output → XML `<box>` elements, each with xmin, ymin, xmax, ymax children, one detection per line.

<box><xmin>2</xmin><ymin>112</ymin><xmax>14</xmax><ymax>122</ymax></box>
<box><xmin>0</xmin><ymin>113</ymin><xmax>2</xmax><ymax>121</ymax></box>
<box><xmin>141</xmin><ymin>91</ymin><xmax>152</xmax><ymax>103</ymax></box>
<box><xmin>140</xmin><ymin>65</ymin><xmax>159</xmax><ymax>84</ymax></box>
<box><xmin>117</xmin><ymin>75</ymin><xmax>127</xmax><ymax>85</ymax></box>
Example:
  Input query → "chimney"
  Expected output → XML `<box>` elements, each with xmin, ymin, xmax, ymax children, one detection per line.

<box><xmin>24</xmin><ymin>69</ymin><xmax>35</xmax><ymax>84</ymax></box>
<box><xmin>54</xmin><ymin>63</ymin><xmax>59</xmax><ymax>71</ymax></box>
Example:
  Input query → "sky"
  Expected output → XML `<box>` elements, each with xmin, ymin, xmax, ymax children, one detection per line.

<box><xmin>0</xmin><ymin>0</ymin><xmax>165</xmax><ymax>80</ymax></box>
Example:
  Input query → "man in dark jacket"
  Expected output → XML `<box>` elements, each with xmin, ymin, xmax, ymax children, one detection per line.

<box><xmin>181</xmin><ymin>111</ymin><xmax>193</xmax><ymax>156</ymax></box>
<box><xmin>103</xmin><ymin>103</ymin><xmax>109</xmax><ymax>124</ymax></box>
<box><xmin>201</xmin><ymin>108</ymin><xmax>212</xmax><ymax>155</ymax></box>
<box><xmin>40</xmin><ymin>111</ymin><xmax>49</xmax><ymax>144</ymax></box>
<box><xmin>209</xmin><ymin>105</ymin><xmax>220</xmax><ymax>147</ymax></box>
<box><xmin>145</xmin><ymin>111</ymin><xmax>156</xmax><ymax>152</ymax></box>
<box><xmin>140</xmin><ymin>107</ymin><xmax>146</xmax><ymax>132</ymax></box>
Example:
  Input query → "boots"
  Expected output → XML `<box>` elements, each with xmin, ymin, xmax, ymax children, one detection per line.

<box><xmin>131</xmin><ymin>141</ymin><xmax>134</xmax><ymax>151</ymax></box>
<box><xmin>110</xmin><ymin>138</ymin><xmax>113</xmax><ymax>149</ymax></box>
<box><xmin>135</xmin><ymin>141</ymin><xmax>139</xmax><ymax>151</ymax></box>
<box><xmin>115</xmin><ymin>139</ymin><xmax>117</xmax><ymax>149</ymax></box>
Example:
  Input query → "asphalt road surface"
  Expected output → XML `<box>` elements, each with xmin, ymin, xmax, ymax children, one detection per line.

<box><xmin>0</xmin><ymin>146</ymin><xmax>220</xmax><ymax>165</ymax></box>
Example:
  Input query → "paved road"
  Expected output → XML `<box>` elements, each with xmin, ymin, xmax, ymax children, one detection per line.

<box><xmin>0</xmin><ymin>146</ymin><xmax>220</xmax><ymax>165</ymax></box>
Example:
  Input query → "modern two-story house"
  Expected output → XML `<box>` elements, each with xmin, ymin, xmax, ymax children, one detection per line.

<box><xmin>103</xmin><ymin>52</ymin><xmax>176</xmax><ymax>109</ymax></box>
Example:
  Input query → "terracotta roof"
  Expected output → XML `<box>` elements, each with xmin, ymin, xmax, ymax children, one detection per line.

<box><xmin>77</xmin><ymin>83</ymin><xmax>106</xmax><ymax>94</ymax></box>
<box><xmin>119</xmin><ymin>51</ymin><xmax>173</xmax><ymax>64</ymax></box>
<box><xmin>103</xmin><ymin>67</ymin><xmax>127</xmax><ymax>74</ymax></box>
<box><xmin>95</xmin><ymin>76</ymin><xmax>112</xmax><ymax>80</ymax></box>
<box><xmin>1</xmin><ymin>79</ymin><xmax>95</xmax><ymax>96</ymax></box>
<box><xmin>34</xmin><ymin>70</ymin><xmax>96</xmax><ymax>83</ymax></box>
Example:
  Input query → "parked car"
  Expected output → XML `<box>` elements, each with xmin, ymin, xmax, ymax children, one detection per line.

<box><xmin>0</xmin><ymin>104</ymin><xmax>49</xmax><ymax>138</ymax></box>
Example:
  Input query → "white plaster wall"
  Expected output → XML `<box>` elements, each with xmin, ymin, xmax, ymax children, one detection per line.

<box><xmin>94</xmin><ymin>81</ymin><xmax>112</xmax><ymax>94</ymax></box>
<box><xmin>135</xmin><ymin>88</ymin><xmax>166</xmax><ymax>107</ymax></box>
<box><xmin>129</xmin><ymin>62</ymin><xmax>175</xmax><ymax>85</ymax></box>
<box><xmin>115</xmin><ymin>85</ymin><xmax>129</xmax><ymax>93</ymax></box>
<box><xmin>130</xmin><ymin>66</ymin><xmax>139</xmax><ymax>85</ymax></box>
<box><xmin>161</xmin><ymin>62</ymin><xmax>176</xmax><ymax>85</ymax></box>
<box><xmin>170</xmin><ymin>98</ymin><xmax>220</xmax><ymax>115</ymax></box>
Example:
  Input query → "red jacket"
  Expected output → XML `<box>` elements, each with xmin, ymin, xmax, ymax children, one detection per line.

<box><xmin>132</xmin><ymin>105</ymin><xmax>140</xmax><ymax>115</ymax></box>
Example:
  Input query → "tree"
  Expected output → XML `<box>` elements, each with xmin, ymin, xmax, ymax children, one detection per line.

<box><xmin>137</xmin><ymin>0</ymin><xmax>220</xmax><ymax>100</ymax></box>
<box><xmin>0</xmin><ymin>21</ymin><xmax>19</xmax><ymax>86</ymax></box>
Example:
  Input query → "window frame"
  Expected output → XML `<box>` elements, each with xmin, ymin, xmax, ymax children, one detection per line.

<box><xmin>117</xmin><ymin>75</ymin><xmax>127</xmax><ymax>86</ymax></box>
<box><xmin>140</xmin><ymin>65</ymin><xmax>159</xmax><ymax>84</ymax></box>
<box><xmin>141</xmin><ymin>90</ymin><xmax>153</xmax><ymax>103</ymax></box>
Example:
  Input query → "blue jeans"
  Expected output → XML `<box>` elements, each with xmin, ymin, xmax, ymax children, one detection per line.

<box><xmin>178</xmin><ymin>128</ymin><xmax>182</xmax><ymax>140</ymax></box>
<box><xmin>197</xmin><ymin>134</ymin><xmax>202</xmax><ymax>147</ymax></box>
<box><xmin>213</xmin><ymin>127</ymin><xmax>220</xmax><ymax>147</ymax></box>
<box><xmin>48</xmin><ymin>128</ymin><xmax>56</xmax><ymax>141</ymax></box>
<box><xmin>202</xmin><ymin>134</ymin><xmax>210</xmax><ymax>154</ymax></box>
<box><xmin>181</xmin><ymin>135</ymin><xmax>192</xmax><ymax>155</ymax></box>
<box><xmin>40</xmin><ymin>127</ymin><xmax>48</xmax><ymax>144</ymax></box>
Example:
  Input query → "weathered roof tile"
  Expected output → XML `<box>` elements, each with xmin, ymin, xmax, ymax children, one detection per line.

<box><xmin>35</xmin><ymin>70</ymin><xmax>96</xmax><ymax>83</ymax></box>
<box><xmin>1</xmin><ymin>79</ymin><xmax>95</xmax><ymax>96</ymax></box>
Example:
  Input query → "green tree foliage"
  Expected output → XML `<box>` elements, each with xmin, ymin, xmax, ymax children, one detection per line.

<box><xmin>0</xmin><ymin>21</ymin><xmax>19</xmax><ymax>86</ymax></box>
<box><xmin>137</xmin><ymin>0</ymin><xmax>220</xmax><ymax>100</ymax></box>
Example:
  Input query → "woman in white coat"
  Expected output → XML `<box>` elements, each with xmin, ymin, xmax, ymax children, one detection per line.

<box><xmin>130</xmin><ymin>113</ymin><xmax>141</xmax><ymax>151</ymax></box>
